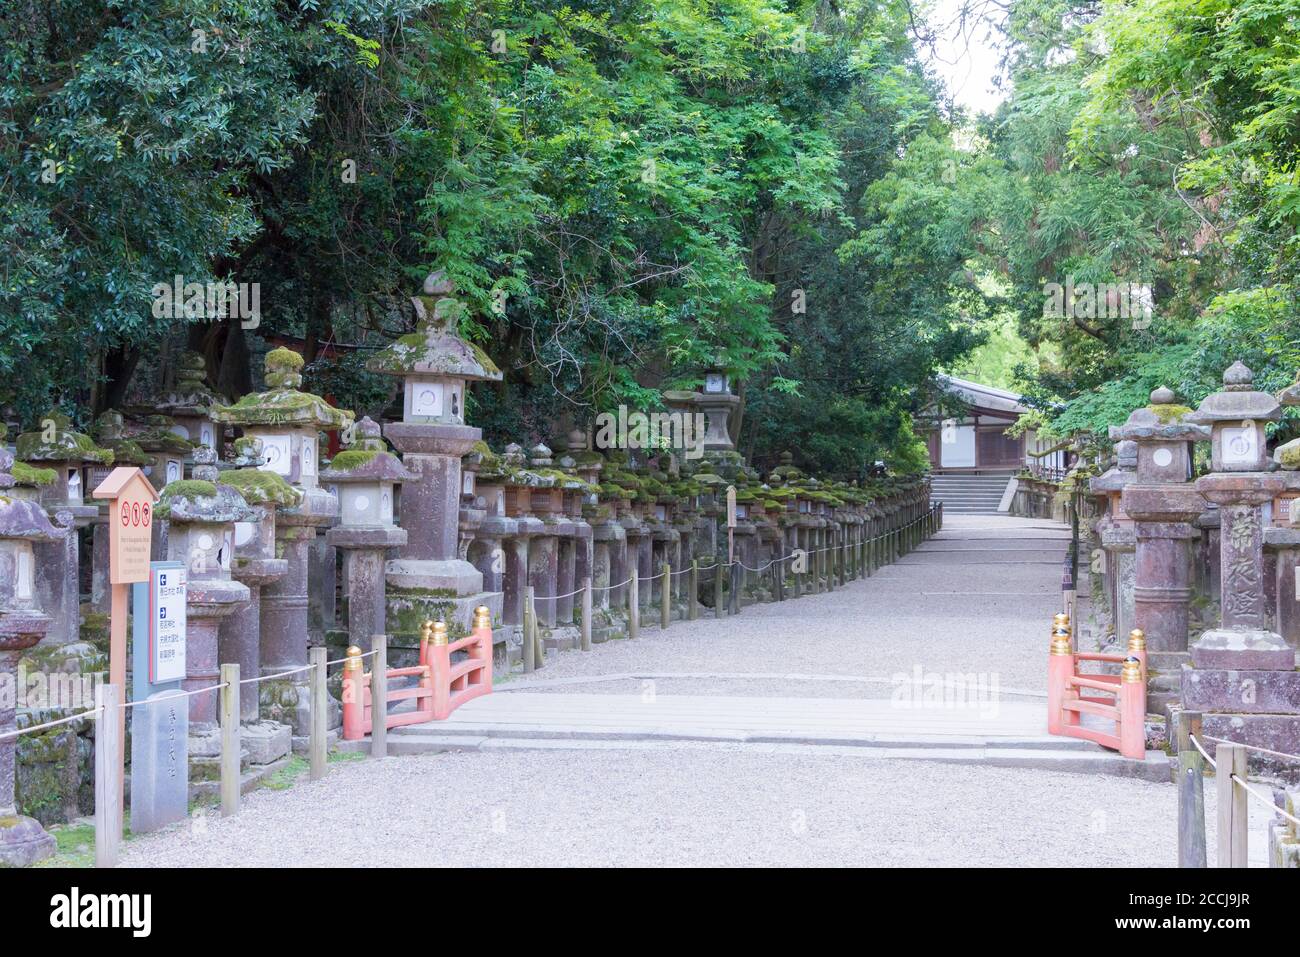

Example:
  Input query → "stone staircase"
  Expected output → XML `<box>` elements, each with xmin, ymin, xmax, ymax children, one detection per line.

<box><xmin>929</xmin><ymin>472</ymin><xmax>1014</xmax><ymax>515</ymax></box>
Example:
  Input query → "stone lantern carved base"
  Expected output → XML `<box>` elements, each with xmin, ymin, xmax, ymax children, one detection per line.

<box><xmin>0</xmin><ymin>815</ymin><xmax>56</xmax><ymax>867</ymax></box>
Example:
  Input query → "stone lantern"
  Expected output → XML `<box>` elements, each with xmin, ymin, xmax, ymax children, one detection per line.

<box><xmin>155</xmin><ymin>447</ymin><xmax>253</xmax><ymax>771</ymax></box>
<box><xmin>0</xmin><ymin>444</ymin><xmax>66</xmax><ymax>865</ymax></box>
<box><xmin>1187</xmin><ymin>364</ymin><xmax>1286</xmax><ymax>646</ymax></box>
<box><xmin>1090</xmin><ymin>439</ymin><xmax>1138</xmax><ymax>642</ymax></box>
<box><xmin>321</xmin><ymin>418</ymin><xmax>413</xmax><ymax>651</ymax></box>
<box><xmin>156</xmin><ymin>351</ymin><xmax>223</xmax><ymax>454</ymax></box>
<box><xmin>213</xmin><ymin>348</ymin><xmax>352</xmax><ymax>743</ymax></box>
<box><xmin>1270</xmin><ymin>372</ymin><xmax>1300</xmax><ymax>649</ymax></box>
<box><xmin>1115</xmin><ymin>389</ymin><xmax>1208</xmax><ymax>639</ymax></box>
<box><xmin>365</xmin><ymin>272</ymin><xmax>503</xmax><ymax>641</ymax></box>
<box><xmin>89</xmin><ymin>411</ymin><xmax>153</xmax><ymax>613</ymax></box>
<box><xmin>15</xmin><ymin>411</ymin><xmax>115</xmax><ymax>646</ymax></box>
<box><xmin>1180</xmin><ymin>362</ymin><xmax>1300</xmax><ymax>762</ymax></box>
<box><xmin>132</xmin><ymin>414</ymin><xmax>193</xmax><ymax>489</ymax></box>
<box><xmin>218</xmin><ymin>437</ymin><xmax>297</xmax><ymax>750</ymax></box>
<box><xmin>1113</xmin><ymin>387</ymin><xmax>1209</xmax><ymax>714</ymax></box>
<box><xmin>697</xmin><ymin>362</ymin><xmax>741</xmax><ymax>459</ymax></box>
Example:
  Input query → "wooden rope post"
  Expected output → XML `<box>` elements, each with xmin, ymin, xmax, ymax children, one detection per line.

<box><xmin>689</xmin><ymin>560</ymin><xmax>699</xmax><ymax>619</ymax></box>
<box><xmin>629</xmin><ymin>566</ymin><xmax>641</xmax><ymax>638</ymax></box>
<box><xmin>371</xmin><ymin>636</ymin><xmax>388</xmax><ymax>759</ymax></box>
<box><xmin>580</xmin><ymin>578</ymin><xmax>593</xmax><ymax>651</ymax></box>
<box><xmin>1216</xmin><ymin>742</ymin><xmax>1249</xmax><ymax>868</ymax></box>
<box><xmin>220</xmin><ymin>663</ymin><xmax>240</xmax><ymax>818</ymax></box>
<box><xmin>713</xmin><ymin>560</ymin><xmax>724</xmax><ymax>618</ymax></box>
<box><xmin>94</xmin><ymin>682</ymin><xmax>122</xmax><ymax>868</ymax></box>
<box><xmin>309</xmin><ymin>647</ymin><xmax>327</xmax><ymax>781</ymax></box>
<box><xmin>1175</xmin><ymin>711</ymin><xmax>1206</xmax><ymax>868</ymax></box>
<box><xmin>533</xmin><ymin>589</ymin><xmax>545</xmax><ymax>666</ymax></box>
<box><xmin>661</xmin><ymin>562</ymin><xmax>671</xmax><ymax>629</ymax></box>
<box><xmin>523</xmin><ymin>586</ymin><xmax>536</xmax><ymax>672</ymax></box>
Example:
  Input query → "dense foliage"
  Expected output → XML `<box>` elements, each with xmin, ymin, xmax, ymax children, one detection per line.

<box><xmin>1</xmin><ymin>0</ymin><xmax>984</xmax><ymax>478</ymax></box>
<box><xmin>957</xmin><ymin>0</ymin><xmax>1300</xmax><ymax>441</ymax></box>
<box><xmin>11</xmin><ymin>0</ymin><xmax>1291</xmax><ymax>471</ymax></box>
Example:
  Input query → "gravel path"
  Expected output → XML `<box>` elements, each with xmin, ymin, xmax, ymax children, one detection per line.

<box><xmin>122</xmin><ymin>745</ymin><xmax>1204</xmax><ymax>867</ymax></box>
<box><xmin>120</xmin><ymin>514</ymin><xmax>1235</xmax><ymax>867</ymax></box>
<box><xmin>505</xmin><ymin>515</ymin><xmax>1072</xmax><ymax>693</ymax></box>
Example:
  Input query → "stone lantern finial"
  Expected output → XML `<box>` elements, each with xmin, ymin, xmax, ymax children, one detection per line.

<box><xmin>1149</xmin><ymin>385</ymin><xmax>1176</xmax><ymax>405</ymax></box>
<box><xmin>1223</xmin><ymin>361</ymin><xmax>1253</xmax><ymax>389</ymax></box>
<box><xmin>191</xmin><ymin>445</ymin><xmax>220</xmax><ymax>483</ymax></box>
<box><xmin>264</xmin><ymin>348</ymin><xmax>304</xmax><ymax>390</ymax></box>
<box><xmin>350</xmin><ymin>416</ymin><xmax>386</xmax><ymax>450</ymax></box>
<box><xmin>529</xmin><ymin>443</ymin><xmax>553</xmax><ymax>468</ymax></box>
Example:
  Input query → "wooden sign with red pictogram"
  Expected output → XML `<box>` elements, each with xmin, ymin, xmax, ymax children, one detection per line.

<box><xmin>93</xmin><ymin>467</ymin><xmax>159</xmax><ymax>584</ymax></box>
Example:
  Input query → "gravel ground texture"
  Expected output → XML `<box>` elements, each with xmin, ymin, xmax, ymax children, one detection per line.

<box><xmin>120</xmin><ymin>745</ymin><xmax>1235</xmax><ymax>868</ymax></box>
<box><xmin>506</xmin><ymin>515</ymin><xmax>1074</xmax><ymax>694</ymax></box>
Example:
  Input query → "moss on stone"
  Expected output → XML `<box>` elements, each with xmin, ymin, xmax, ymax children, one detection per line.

<box><xmin>327</xmin><ymin>449</ymin><xmax>383</xmax><ymax>472</ymax></box>
<box><xmin>266</xmin><ymin>347</ymin><xmax>305</xmax><ymax>372</ymax></box>
<box><xmin>1147</xmin><ymin>403</ymin><xmax>1192</xmax><ymax>423</ymax></box>
<box><xmin>161</xmin><ymin>479</ymin><xmax>218</xmax><ymax>500</ymax></box>
<box><xmin>222</xmin><ymin>468</ymin><xmax>301</xmax><ymax>506</ymax></box>
<box><xmin>16</xmin><ymin>426</ymin><xmax>115</xmax><ymax>466</ymax></box>
<box><xmin>12</xmin><ymin>461</ymin><xmax>57</xmax><ymax>487</ymax></box>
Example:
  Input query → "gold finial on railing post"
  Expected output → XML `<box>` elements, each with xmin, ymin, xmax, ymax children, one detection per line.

<box><xmin>1121</xmin><ymin>656</ymin><xmax>1144</xmax><ymax>683</ymax></box>
<box><xmin>473</xmin><ymin>605</ymin><xmax>491</xmax><ymax>631</ymax></box>
<box><xmin>344</xmin><ymin>645</ymin><xmax>364</xmax><ymax>673</ymax></box>
<box><xmin>1050</xmin><ymin>613</ymin><xmax>1072</xmax><ymax>655</ymax></box>
<box><xmin>1128</xmin><ymin>628</ymin><xmax>1146</xmax><ymax>654</ymax></box>
<box><xmin>431</xmin><ymin>619</ymin><xmax>449</xmax><ymax>646</ymax></box>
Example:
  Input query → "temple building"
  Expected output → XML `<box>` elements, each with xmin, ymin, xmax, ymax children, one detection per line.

<box><xmin>919</xmin><ymin>375</ymin><xmax>1066</xmax><ymax>514</ymax></box>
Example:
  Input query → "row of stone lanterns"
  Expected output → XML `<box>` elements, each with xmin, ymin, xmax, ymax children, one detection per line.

<box><xmin>1</xmin><ymin>272</ymin><xmax>935</xmax><ymax>856</ymax></box>
<box><xmin>1090</xmin><ymin>362</ymin><xmax>1300</xmax><ymax>762</ymax></box>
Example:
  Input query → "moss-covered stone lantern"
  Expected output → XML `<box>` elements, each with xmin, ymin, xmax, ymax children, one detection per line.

<box><xmin>14</xmin><ymin>411</ymin><xmax>114</xmax><ymax>646</ymax></box>
<box><xmin>321</xmin><ymin>417</ymin><xmax>414</xmax><ymax>651</ymax></box>
<box><xmin>156</xmin><ymin>446</ymin><xmax>253</xmax><ymax>767</ymax></box>
<box><xmin>1113</xmin><ymin>386</ymin><xmax>1208</xmax><ymax>674</ymax></box>
<box><xmin>132</xmin><ymin>414</ymin><xmax>194</xmax><ymax>488</ymax></box>
<box><xmin>365</xmin><ymin>272</ymin><xmax>503</xmax><ymax>641</ymax></box>
<box><xmin>156</xmin><ymin>350</ymin><xmax>223</xmax><ymax>453</ymax></box>
<box><xmin>213</xmin><ymin>348</ymin><xmax>353</xmax><ymax>741</ymax></box>
<box><xmin>0</xmin><ymin>442</ymin><xmax>66</xmax><ymax>865</ymax></box>
<box><xmin>1183</xmin><ymin>364</ymin><xmax>1300</xmax><ymax>762</ymax></box>
<box><xmin>218</xmin><ymin>437</ymin><xmax>298</xmax><ymax>733</ymax></box>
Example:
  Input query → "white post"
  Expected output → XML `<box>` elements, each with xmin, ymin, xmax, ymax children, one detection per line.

<box><xmin>94</xmin><ymin>682</ymin><xmax>122</xmax><ymax>868</ymax></box>
<box><xmin>371</xmin><ymin>637</ymin><xmax>388</xmax><ymax>759</ymax></box>
<box><xmin>220</xmin><ymin>663</ymin><xmax>240</xmax><ymax>817</ymax></box>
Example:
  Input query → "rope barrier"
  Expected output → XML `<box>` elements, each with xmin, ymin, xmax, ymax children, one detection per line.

<box><xmin>121</xmin><ymin>682</ymin><xmax>229</xmax><ymax>710</ymax></box>
<box><xmin>0</xmin><ymin>707</ymin><xmax>103</xmax><ymax>742</ymax></box>
<box><xmin>1190</xmin><ymin>734</ymin><xmax>1217</xmax><ymax>770</ymax></box>
<box><xmin>537</xmin><ymin>585</ymin><xmax>587</xmax><ymax>602</ymax></box>
<box><xmin>325</xmin><ymin>650</ymin><xmax>378</xmax><ymax>667</ymax></box>
<box><xmin>242</xmin><ymin>664</ymin><xmax>315</xmax><ymax>685</ymax></box>
<box><xmin>1231</xmin><ymin>773</ymin><xmax>1300</xmax><ymax>828</ymax></box>
<box><xmin>1204</xmin><ymin>735</ymin><xmax>1300</xmax><ymax>764</ymax></box>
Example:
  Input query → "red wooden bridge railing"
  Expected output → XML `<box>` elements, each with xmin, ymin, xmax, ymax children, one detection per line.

<box><xmin>1047</xmin><ymin>615</ymin><xmax>1147</xmax><ymax>759</ymax></box>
